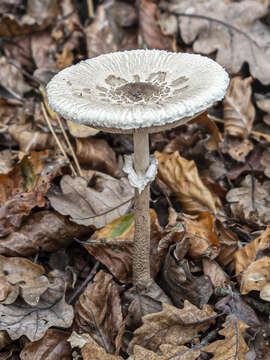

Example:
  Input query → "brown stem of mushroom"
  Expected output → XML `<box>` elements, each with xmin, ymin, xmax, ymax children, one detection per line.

<box><xmin>133</xmin><ymin>129</ymin><xmax>151</xmax><ymax>289</ymax></box>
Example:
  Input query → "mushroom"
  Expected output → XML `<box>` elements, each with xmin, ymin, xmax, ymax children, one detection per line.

<box><xmin>46</xmin><ymin>50</ymin><xmax>229</xmax><ymax>291</ymax></box>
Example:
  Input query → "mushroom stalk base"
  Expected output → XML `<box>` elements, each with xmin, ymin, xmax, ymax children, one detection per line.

<box><xmin>133</xmin><ymin>129</ymin><xmax>152</xmax><ymax>289</ymax></box>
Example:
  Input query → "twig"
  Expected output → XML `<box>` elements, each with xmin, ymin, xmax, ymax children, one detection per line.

<box><xmin>248</xmin><ymin>163</ymin><xmax>256</xmax><ymax>211</ymax></box>
<box><xmin>41</xmin><ymin>102</ymin><xmax>77</xmax><ymax>176</ymax></box>
<box><xmin>55</xmin><ymin>114</ymin><xmax>83</xmax><ymax>177</ymax></box>
<box><xmin>68</xmin><ymin>261</ymin><xmax>99</xmax><ymax>304</ymax></box>
<box><xmin>87</xmin><ymin>0</ymin><xmax>94</xmax><ymax>18</ymax></box>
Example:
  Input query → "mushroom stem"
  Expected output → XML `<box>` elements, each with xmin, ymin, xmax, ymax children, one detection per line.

<box><xmin>133</xmin><ymin>128</ymin><xmax>151</xmax><ymax>288</ymax></box>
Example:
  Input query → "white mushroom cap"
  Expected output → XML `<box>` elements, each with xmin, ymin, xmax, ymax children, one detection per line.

<box><xmin>46</xmin><ymin>50</ymin><xmax>229</xmax><ymax>134</ymax></box>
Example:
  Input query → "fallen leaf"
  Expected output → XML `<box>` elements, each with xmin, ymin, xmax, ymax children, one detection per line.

<box><xmin>221</xmin><ymin>136</ymin><xmax>254</xmax><ymax>162</ymax></box>
<box><xmin>0</xmin><ymin>150</ymin><xmax>15</xmax><ymax>174</ymax></box>
<box><xmin>85</xmin><ymin>209</ymin><xmax>162</xmax><ymax>283</ymax></box>
<box><xmin>202</xmin><ymin>315</ymin><xmax>249</xmax><ymax>359</ymax></box>
<box><xmin>139</xmin><ymin>0</ymin><xmax>173</xmax><ymax>50</ymax></box>
<box><xmin>168</xmin><ymin>0</ymin><xmax>270</xmax><ymax>84</ymax></box>
<box><xmin>156</xmin><ymin>151</ymin><xmax>221</xmax><ymax>213</ymax></box>
<box><xmin>20</xmin><ymin>329</ymin><xmax>71</xmax><ymax>360</ymax></box>
<box><xmin>240</xmin><ymin>257</ymin><xmax>270</xmax><ymax>295</ymax></box>
<box><xmin>0</xmin><ymin>210</ymin><xmax>89</xmax><ymax>256</ymax></box>
<box><xmin>68</xmin><ymin>331</ymin><xmax>96</xmax><ymax>349</ymax></box>
<box><xmin>223</xmin><ymin>76</ymin><xmax>255</xmax><ymax>138</ymax></box>
<box><xmin>260</xmin><ymin>147</ymin><xmax>270</xmax><ymax>178</ymax></box>
<box><xmin>161</xmin><ymin>250</ymin><xmax>213</xmax><ymax>308</ymax></box>
<box><xmin>128</xmin><ymin>301</ymin><xmax>216</xmax><ymax>353</ymax></box>
<box><xmin>202</xmin><ymin>259</ymin><xmax>230</xmax><ymax>291</ymax></box>
<box><xmin>0</xmin><ymin>255</ymin><xmax>47</xmax><ymax>305</ymax></box>
<box><xmin>226</xmin><ymin>175</ymin><xmax>270</xmax><ymax>225</ymax></box>
<box><xmin>133</xmin><ymin>344</ymin><xmax>200</xmax><ymax>360</ymax></box>
<box><xmin>260</xmin><ymin>283</ymin><xmax>270</xmax><ymax>301</ymax></box>
<box><xmin>215</xmin><ymin>220</ymin><xmax>239</xmax><ymax>267</ymax></box>
<box><xmin>255</xmin><ymin>92</ymin><xmax>270</xmax><ymax>125</ymax></box>
<box><xmin>9</xmin><ymin>123</ymin><xmax>56</xmax><ymax>152</ymax></box>
<box><xmin>0</xmin><ymin>151</ymin><xmax>66</xmax><ymax>237</ymax></box>
<box><xmin>75</xmin><ymin>138</ymin><xmax>119</xmax><ymax>177</ymax></box>
<box><xmin>75</xmin><ymin>270</ymin><xmax>123</xmax><ymax>354</ymax></box>
<box><xmin>81</xmin><ymin>342</ymin><xmax>123</xmax><ymax>360</ymax></box>
<box><xmin>0</xmin><ymin>270</ymin><xmax>74</xmax><ymax>341</ymax></box>
<box><xmin>67</xmin><ymin>121</ymin><xmax>99</xmax><ymax>138</ymax></box>
<box><xmin>48</xmin><ymin>173</ymin><xmax>134</xmax><ymax>228</ymax></box>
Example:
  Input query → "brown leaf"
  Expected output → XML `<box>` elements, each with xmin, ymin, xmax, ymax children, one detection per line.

<box><xmin>224</xmin><ymin>77</ymin><xmax>255</xmax><ymax>138</ymax></box>
<box><xmin>0</xmin><ymin>210</ymin><xmax>89</xmax><ymax>256</ymax></box>
<box><xmin>128</xmin><ymin>301</ymin><xmax>216</xmax><ymax>353</ymax></box>
<box><xmin>260</xmin><ymin>147</ymin><xmax>270</xmax><ymax>178</ymax></box>
<box><xmin>156</xmin><ymin>151</ymin><xmax>221</xmax><ymax>213</ymax></box>
<box><xmin>75</xmin><ymin>270</ymin><xmax>123</xmax><ymax>354</ymax></box>
<box><xmin>0</xmin><ymin>270</ymin><xmax>74</xmax><ymax>341</ymax></box>
<box><xmin>75</xmin><ymin>138</ymin><xmax>119</xmax><ymax>177</ymax></box>
<box><xmin>202</xmin><ymin>259</ymin><xmax>230</xmax><ymax>291</ymax></box>
<box><xmin>133</xmin><ymin>344</ymin><xmax>200</xmax><ymax>360</ymax></box>
<box><xmin>81</xmin><ymin>343</ymin><xmax>123</xmax><ymax>360</ymax></box>
<box><xmin>226</xmin><ymin>175</ymin><xmax>270</xmax><ymax>225</ymax></box>
<box><xmin>161</xmin><ymin>250</ymin><xmax>213</xmax><ymax>308</ymax></box>
<box><xmin>0</xmin><ymin>150</ymin><xmax>15</xmax><ymax>174</ymax></box>
<box><xmin>221</xmin><ymin>136</ymin><xmax>254</xmax><ymax>162</ymax></box>
<box><xmin>20</xmin><ymin>329</ymin><xmax>71</xmax><ymax>360</ymax></box>
<box><xmin>67</xmin><ymin>121</ymin><xmax>99</xmax><ymax>138</ymax></box>
<box><xmin>0</xmin><ymin>151</ymin><xmax>66</xmax><ymax>237</ymax></box>
<box><xmin>139</xmin><ymin>0</ymin><xmax>173</xmax><ymax>50</ymax></box>
<box><xmin>181</xmin><ymin>211</ymin><xmax>219</xmax><ymax>259</ymax></box>
<box><xmin>85</xmin><ymin>210</ymin><xmax>163</xmax><ymax>283</ymax></box>
<box><xmin>0</xmin><ymin>255</ymin><xmax>46</xmax><ymax>305</ymax></box>
<box><xmin>202</xmin><ymin>316</ymin><xmax>249</xmax><ymax>359</ymax></box>
<box><xmin>9</xmin><ymin>123</ymin><xmax>56</xmax><ymax>152</ymax></box>
<box><xmin>234</xmin><ymin>227</ymin><xmax>270</xmax><ymax>294</ymax></box>
<box><xmin>215</xmin><ymin>220</ymin><xmax>239</xmax><ymax>267</ymax></box>
<box><xmin>255</xmin><ymin>92</ymin><xmax>270</xmax><ymax>125</ymax></box>
<box><xmin>48</xmin><ymin>173</ymin><xmax>134</xmax><ymax>228</ymax></box>
<box><xmin>168</xmin><ymin>0</ymin><xmax>270</xmax><ymax>84</ymax></box>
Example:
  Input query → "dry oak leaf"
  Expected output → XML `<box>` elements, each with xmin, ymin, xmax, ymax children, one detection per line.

<box><xmin>81</xmin><ymin>342</ymin><xmax>123</xmax><ymax>360</ymax></box>
<box><xmin>226</xmin><ymin>175</ymin><xmax>270</xmax><ymax>226</ymax></box>
<box><xmin>139</xmin><ymin>0</ymin><xmax>173</xmax><ymax>50</ymax></box>
<box><xmin>202</xmin><ymin>315</ymin><xmax>249</xmax><ymax>359</ymax></box>
<box><xmin>0</xmin><ymin>270</ymin><xmax>73</xmax><ymax>341</ymax></box>
<box><xmin>20</xmin><ymin>329</ymin><xmax>71</xmax><ymax>360</ymax></box>
<box><xmin>223</xmin><ymin>76</ymin><xmax>255</xmax><ymax>138</ymax></box>
<box><xmin>156</xmin><ymin>151</ymin><xmax>221</xmax><ymax>214</ymax></box>
<box><xmin>67</xmin><ymin>120</ymin><xmax>99</xmax><ymax>138</ymax></box>
<box><xmin>0</xmin><ymin>150</ymin><xmax>66</xmax><ymax>237</ymax></box>
<box><xmin>85</xmin><ymin>209</ymin><xmax>163</xmax><ymax>283</ymax></box>
<box><xmin>0</xmin><ymin>210</ymin><xmax>90</xmax><ymax>257</ymax></box>
<box><xmin>168</xmin><ymin>0</ymin><xmax>270</xmax><ymax>84</ymax></box>
<box><xmin>0</xmin><ymin>255</ymin><xmax>48</xmax><ymax>305</ymax></box>
<box><xmin>133</xmin><ymin>344</ymin><xmax>200</xmax><ymax>360</ymax></box>
<box><xmin>240</xmin><ymin>257</ymin><xmax>270</xmax><ymax>295</ymax></box>
<box><xmin>75</xmin><ymin>138</ymin><xmax>119</xmax><ymax>177</ymax></box>
<box><xmin>75</xmin><ymin>270</ymin><xmax>123</xmax><ymax>354</ymax></box>
<box><xmin>47</xmin><ymin>172</ymin><xmax>134</xmax><ymax>228</ymax></box>
<box><xmin>128</xmin><ymin>301</ymin><xmax>216</xmax><ymax>353</ymax></box>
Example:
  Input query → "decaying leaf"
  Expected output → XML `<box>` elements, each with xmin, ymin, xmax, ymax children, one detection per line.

<box><xmin>20</xmin><ymin>329</ymin><xmax>71</xmax><ymax>360</ymax></box>
<box><xmin>0</xmin><ymin>210</ymin><xmax>89</xmax><ymax>256</ymax></box>
<box><xmin>0</xmin><ymin>255</ymin><xmax>47</xmax><ymax>305</ymax></box>
<box><xmin>85</xmin><ymin>210</ymin><xmax>163</xmax><ymax>283</ymax></box>
<box><xmin>221</xmin><ymin>136</ymin><xmax>254</xmax><ymax>162</ymax></box>
<box><xmin>167</xmin><ymin>0</ymin><xmax>270</xmax><ymax>84</ymax></box>
<box><xmin>67</xmin><ymin>120</ymin><xmax>99</xmax><ymax>138</ymax></box>
<box><xmin>224</xmin><ymin>76</ymin><xmax>255</xmax><ymax>138</ymax></box>
<box><xmin>47</xmin><ymin>173</ymin><xmax>134</xmax><ymax>228</ymax></box>
<box><xmin>234</xmin><ymin>227</ymin><xmax>270</xmax><ymax>294</ymax></box>
<box><xmin>128</xmin><ymin>301</ymin><xmax>216</xmax><ymax>353</ymax></box>
<box><xmin>226</xmin><ymin>175</ymin><xmax>270</xmax><ymax>225</ymax></box>
<box><xmin>75</xmin><ymin>270</ymin><xmax>123</xmax><ymax>354</ymax></box>
<box><xmin>255</xmin><ymin>92</ymin><xmax>270</xmax><ymax>125</ymax></box>
<box><xmin>133</xmin><ymin>344</ymin><xmax>200</xmax><ymax>360</ymax></box>
<box><xmin>156</xmin><ymin>151</ymin><xmax>221</xmax><ymax>213</ymax></box>
<box><xmin>0</xmin><ymin>270</ymin><xmax>74</xmax><ymax>341</ymax></box>
<box><xmin>139</xmin><ymin>0</ymin><xmax>173</xmax><ymax>50</ymax></box>
<box><xmin>75</xmin><ymin>138</ymin><xmax>119</xmax><ymax>176</ymax></box>
<box><xmin>202</xmin><ymin>259</ymin><xmax>230</xmax><ymax>291</ymax></box>
<box><xmin>202</xmin><ymin>315</ymin><xmax>249</xmax><ymax>359</ymax></box>
<box><xmin>81</xmin><ymin>342</ymin><xmax>123</xmax><ymax>360</ymax></box>
<box><xmin>260</xmin><ymin>147</ymin><xmax>270</xmax><ymax>178</ymax></box>
<box><xmin>0</xmin><ymin>151</ymin><xmax>66</xmax><ymax>237</ymax></box>
<box><xmin>68</xmin><ymin>331</ymin><xmax>96</xmax><ymax>349</ymax></box>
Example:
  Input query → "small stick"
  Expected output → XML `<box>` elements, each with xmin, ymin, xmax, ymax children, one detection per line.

<box><xmin>68</xmin><ymin>261</ymin><xmax>100</xmax><ymax>304</ymax></box>
<box><xmin>55</xmin><ymin>114</ymin><xmax>83</xmax><ymax>177</ymax></box>
<box><xmin>87</xmin><ymin>0</ymin><xmax>94</xmax><ymax>18</ymax></box>
<box><xmin>41</xmin><ymin>102</ymin><xmax>77</xmax><ymax>176</ymax></box>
